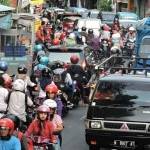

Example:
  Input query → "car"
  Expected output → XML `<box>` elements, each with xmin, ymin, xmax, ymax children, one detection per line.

<box><xmin>76</xmin><ymin>18</ymin><xmax>102</xmax><ymax>36</ymax></box>
<box><xmin>47</xmin><ymin>44</ymin><xmax>92</xmax><ymax>69</ymax></box>
<box><xmin>85</xmin><ymin>66</ymin><xmax>150</xmax><ymax>150</ymax></box>
<box><xmin>67</xmin><ymin>7</ymin><xmax>88</xmax><ymax>17</ymax></box>
<box><xmin>101</xmin><ymin>11</ymin><xmax>116</xmax><ymax>27</ymax></box>
<box><xmin>115</xmin><ymin>12</ymin><xmax>139</xmax><ymax>28</ymax></box>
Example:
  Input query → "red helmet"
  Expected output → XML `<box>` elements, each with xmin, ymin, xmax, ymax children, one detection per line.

<box><xmin>45</xmin><ymin>83</ymin><xmax>58</xmax><ymax>94</ymax></box>
<box><xmin>0</xmin><ymin>118</ymin><xmax>14</xmax><ymax>135</ymax></box>
<box><xmin>70</xmin><ymin>55</ymin><xmax>79</xmax><ymax>64</ymax></box>
<box><xmin>37</xmin><ymin>105</ymin><xmax>50</xmax><ymax>113</ymax></box>
<box><xmin>52</xmin><ymin>38</ymin><xmax>60</xmax><ymax>45</ymax></box>
<box><xmin>2</xmin><ymin>74</ymin><xmax>12</xmax><ymax>89</ymax></box>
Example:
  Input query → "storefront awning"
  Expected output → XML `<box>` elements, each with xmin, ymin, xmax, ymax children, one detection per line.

<box><xmin>0</xmin><ymin>4</ymin><xmax>15</xmax><ymax>12</ymax></box>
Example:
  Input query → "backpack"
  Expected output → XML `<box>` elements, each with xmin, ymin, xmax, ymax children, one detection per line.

<box><xmin>6</xmin><ymin>90</ymin><xmax>28</xmax><ymax>112</ymax></box>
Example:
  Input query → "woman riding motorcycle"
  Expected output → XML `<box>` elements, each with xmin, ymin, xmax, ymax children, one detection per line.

<box><xmin>25</xmin><ymin>105</ymin><xmax>56</xmax><ymax>150</ymax></box>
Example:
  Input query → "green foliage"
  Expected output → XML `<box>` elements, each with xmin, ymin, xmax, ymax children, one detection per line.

<box><xmin>0</xmin><ymin>0</ymin><xmax>9</xmax><ymax>6</ymax></box>
<box><xmin>97</xmin><ymin>0</ymin><xmax>112</xmax><ymax>11</ymax></box>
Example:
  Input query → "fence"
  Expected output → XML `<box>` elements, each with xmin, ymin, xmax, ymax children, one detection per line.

<box><xmin>4</xmin><ymin>45</ymin><xmax>26</xmax><ymax>57</ymax></box>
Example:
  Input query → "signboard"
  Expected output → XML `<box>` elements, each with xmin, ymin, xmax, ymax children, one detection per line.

<box><xmin>30</xmin><ymin>0</ymin><xmax>44</xmax><ymax>5</ymax></box>
<box><xmin>21</xmin><ymin>0</ymin><xmax>30</xmax><ymax>8</ymax></box>
<box><xmin>34</xmin><ymin>19</ymin><xmax>41</xmax><ymax>32</ymax></box>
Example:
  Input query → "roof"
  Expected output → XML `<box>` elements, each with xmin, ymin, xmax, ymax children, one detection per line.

<box><xmin>0</xmin><ymin>4</ymin><xmax>15</xmax><ymax>12</ymax></box>
<box><xmin>99</xmin><ymin>73</ymin><xmax>150</xmax><ymax>82</ymax></box>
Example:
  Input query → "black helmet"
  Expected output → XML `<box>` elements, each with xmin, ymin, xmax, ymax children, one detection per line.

<box><xmin>51</xmin><ymin>61</ymin><xmax>64</xmax><ymax>70</ymax></box>
<box><xmin>1</xmin><ymin>114</ymin><xmax>20</xmax><ymax>129</ymax></box>
<box><xmin>88</xmin><ymin>29</ymin><xmax>93</xmax><ymax>34</ymax></box>
<box><xmin>42</xmin><ymin>67</ymin><xmax>52</xmax><ymax>77</ymax></box>
<box><xmin>17</xmin><ymin>65</ymin><xmax>27</xmax><ymax>74</ymax></box>
<box><xmin>82</xmin><ymin>26</ymin><xmax>86</xmax><ymax>32</ymax></box>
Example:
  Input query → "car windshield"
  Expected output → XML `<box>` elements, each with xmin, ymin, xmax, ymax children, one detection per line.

<box><xmin>48</xmin><ymin>50</ymin><xmax>83</xmax><ymax>63</ymax></box>
<box><xmin>102</xmin><ymin>14</ymin><xmax>115</xmax><ymax>21</ymax></box>
<box><xmin>94</xmin><ymin>80</ymin><xmax>150</xmax><ymax>106</ymax></box>
<box><xmin>119</xmin><ymin>14</ymin><xmax>138</xmax><ymax>20</ymax></box>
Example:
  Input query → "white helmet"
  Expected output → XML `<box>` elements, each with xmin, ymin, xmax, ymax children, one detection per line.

<box><xmin>43</xmin><ymin>99</ymin><xmax>57</xmax><ymax>108</ymax></box>
<box><xmin>69</xmin><ymin>33</ymin><xmax>76</xmax><ymax>39</ymax></box>
<box><xmin>129</xmin><ymin>26</ymin><xmax>136</xmax><ymax>31</ymax></box>
<box><xmin>12</xmin><ymin>79</ymin><xmax>25</xmax><ymax>91</ymax></box>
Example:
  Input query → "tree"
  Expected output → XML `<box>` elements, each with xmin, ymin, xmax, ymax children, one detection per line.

<box><xmin>0</xmin><ymin>0</ymin><xmax>9</xmax><ymax>6</ymax></box>
<box><xmin>97</xmin><ymin>0</ymin><xmax>112</xmax><ymax>11</ymax></box>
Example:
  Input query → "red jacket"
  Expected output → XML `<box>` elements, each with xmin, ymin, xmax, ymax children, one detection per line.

<box><xmin>26</xmin><ymin>119</ymin><xmax>56</xmax><ymax>143</ymax></box>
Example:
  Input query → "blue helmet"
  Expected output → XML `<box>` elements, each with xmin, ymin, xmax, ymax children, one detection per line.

<box><xmin>0</xmin><ymin>61</ymin><xmax>8</xmax><ymax>72</ymax></box>
<box><xmin>39</xmin><ymin>56</ymin><xmax>49</xmax><ymax>66</ymax></box>
<box><xmin>34</xmin><ymin>44</ymin><xmax>43</xmax><ymax>52</ymax></box>
<box><xmin>37</xmin><ymin>64</ymin><xmax>47</xmax><ymax>71</ymax></box>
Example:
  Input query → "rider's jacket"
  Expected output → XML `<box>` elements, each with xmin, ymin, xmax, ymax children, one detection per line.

<box><xmin>25</xmin><ymin>119</ymin><xmax>56</xmax><ymax>143</ymax></box>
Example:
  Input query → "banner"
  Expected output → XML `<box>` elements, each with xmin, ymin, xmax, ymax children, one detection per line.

<box><xmin>0</xmin><ymin>14</ymin><xmax>13</xmax><ymax>30</ymax></box>
<box><xmin>30</xmin><ymin>0</ymin><xmax>44</xmax><ymax>5</ymax></box>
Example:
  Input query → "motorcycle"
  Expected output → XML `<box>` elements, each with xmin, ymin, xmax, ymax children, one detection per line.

<box><xmin>100</xmin><ymin>39</ymin><xmax>110</xmax><ymax>58</ymax></box>
<box><xmin>28</xmin><ymin>136</ymin><xmax>54</xmax><ymax>150</ymax></box>
<box><xmin>125</xmin><ymin>38</ymin><xmax>135</xmax><ymax>57</ymax></box>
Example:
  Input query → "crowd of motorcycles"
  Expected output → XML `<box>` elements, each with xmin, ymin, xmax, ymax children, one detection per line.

<box><xmin>0</xmin><ymin>9</ymin><xmax>137</xmax><ymax>149</ymax></box>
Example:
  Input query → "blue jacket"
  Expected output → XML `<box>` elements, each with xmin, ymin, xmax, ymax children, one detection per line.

<box><xmin>0</xmin><ymin>135</ymin><xmax>21</xmax><ymax>150</ymax></box>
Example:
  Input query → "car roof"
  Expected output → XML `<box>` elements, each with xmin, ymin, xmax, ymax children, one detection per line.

<box><xmin>117</xmin><ymin>12</ymin><xmax>138</xmax><ymax>18</ymax></box>
<box><xmin>47</xmin><ymin>44</ymin><xmax>87</xmax><ymax>50</ymax></box>
<box><xmin>99</xmin><ymin>73</ymin><xmax>150</xmax><ymax>82</ymax></box>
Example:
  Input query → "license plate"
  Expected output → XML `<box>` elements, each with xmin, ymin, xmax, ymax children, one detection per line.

<box><xmin>114</xmin><ymin>140</ymin><xmax>135</xmax><ymax>148</ymax></box>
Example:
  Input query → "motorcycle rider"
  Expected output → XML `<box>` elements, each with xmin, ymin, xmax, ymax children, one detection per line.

<box><xmin>15</xmin><ymin>65</ymin><xmax>37</xmax><ymax>92</ymax></box>
<box><xmin>45</xmin><ymin>83</ymin><xmax>63</xmax><ymax>117</ymax></box>
<box><xmin>7</xmin><ymin>79</ymin><xmax>34</xmax><ymax>127</ymax></box>
<box><xmin>0</xmin><ymin>118</ymin><xmax>21</xmax><ymax>150</ymax></box>
<box><xmin>67</xmin><ymin>55</ymin><xmax>88</xmax><ymax>104</ymax></box>
<box><xmin>43</xmin><ymin>99</ymin><xmax>64</xmax><ymax>150</ymax></box>
<box><xmin>25</xmin><ymin>105</ymin><xmax>56</xmax><ymax>149</ymax></box>
<box><xmin>125</xmin><ymin>26</ymin><xmax>136</xmax><ymax>56</ymax></box>
<box><xmin>0</xmin><ymin>76</ymin><xmax>9</xmax><ymax>118</ymax></box>
<box><xmin>2</xmin><ymin>114</ymin><xmax>28</xmax><ymax>150</ymax></box>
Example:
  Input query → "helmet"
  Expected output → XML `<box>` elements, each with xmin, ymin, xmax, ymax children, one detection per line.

<box><xmin>39</xmin><ymin>56</ymin><xmax>49</xmax><ymax>66</ymax></box>
<box><xmin>45</xmin><ymin>83</ymin><xmax>58</xmax><ymax>94</ymax></box>
<box><xmin>88</xmin><ymin>29</ymin><xmax>93</xmax><ymax>34</ymax></box>
<box><xmin>70</xmin><ymin>55</ymin><xmax>79</xmax><ymax>64</ymax></box>
<box><xmin>69</xmin><ymin>33</ymin><xmax>76</xmax><ymax>39</ymax></box>
<box><xmin>12</xmin><ymin>79</ymin><xmax>25</xmax><ymax>91</ymax></box>
<box><xmin>0</xmin><ymin>118</ymin><xmax>14</xmax><ymax>135</ymax></box>
<box><xmin>37</xmin><ymin>105</ymin><xmax>50</xmax><ymax>113</ymax></box>
<box><xmin>81</xmin><ymin>26</ymin><xmax>86</xmax><ymax>32</ymax></box>
<box><xmin>1</xmin><ymin>114</ymin><xmax>20</xmax><ymax>129</ymax></box>
<box><xmin>52</xmin><ymin>38</ymin><xmax>60</xmax><ymax>45</ymax></box>
<box><xmin>0</xmin><ymin>61</ymin><xmax>8</xmax><ymax>72</ymax></box>
<box><xmin>43</xmin><ymin>99</ymin><xmax>57</xmax><ymax>108</ymax></box>
<box><xmin>2</xmin><ymin>74</ymin><xmax>12</xmax><ymax>89</ymax></box>
<box><xmin>36</xmin><ymin>64</ymin><xmax>47</xmax><ymax>71</ymax></box>
<box><xmin>34</xmin><ymin>44</ymin><xmax>43</xmax><ymax>52</ymax></box>
<box><xmin>17</xmin><ymin>65</ymin><xmax>27</xmax><ymax>74</ymax></box>
<box><xmin>129</xmin><ymin>26</ymin><xmax>136</xmax><ymax>31</ymax></box>
<box><xmin>42</xmin><ymin>68</ymin><xmax>52</xmax><ymax>77</ymax></box>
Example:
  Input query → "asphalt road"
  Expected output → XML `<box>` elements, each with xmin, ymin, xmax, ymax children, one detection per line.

<box><xmin>62</xmin><ymin>105</ymin><xmax>89</xmax><ymax>150</ymax></box>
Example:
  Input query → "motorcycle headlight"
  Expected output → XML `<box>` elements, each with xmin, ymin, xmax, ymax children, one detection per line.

<box><xmin>90</xmin><ymin>121</ymin><xmax>102</xmax><ymax>129</ymax></box>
